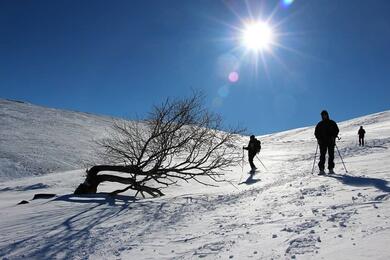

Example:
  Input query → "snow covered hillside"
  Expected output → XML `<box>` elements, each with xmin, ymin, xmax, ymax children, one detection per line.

<box><xmin>0</xmin><ymin>99</ymin><xmax>117</xmax><ymax>181</ymax></box>
<box><xmin>0</xmin><ymin>103</ymin><xmax>389</xmax><ymax>259</ymax></box>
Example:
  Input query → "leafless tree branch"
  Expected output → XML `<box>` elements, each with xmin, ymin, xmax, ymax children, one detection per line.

<box><xmin>75</xmin><ymin>92</ymin><xmax>244</xmax><ymax>197</ymax></box>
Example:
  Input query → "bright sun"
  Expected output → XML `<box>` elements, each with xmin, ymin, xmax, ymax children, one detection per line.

<box><xmin>242</xmin><ymin>21</ymin><xmax>273</xmax><ymax>51</ymax></box>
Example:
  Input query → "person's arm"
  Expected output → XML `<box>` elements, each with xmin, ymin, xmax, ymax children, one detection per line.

<box><xmin>334</xmin><ymin>121</ymin><xmax>339</xmax><ymax>138</ymax></box>
<box><xmin>314</xmin><ymin>124</ymin><xmax>319</xmax><ymax>140</ymax></box>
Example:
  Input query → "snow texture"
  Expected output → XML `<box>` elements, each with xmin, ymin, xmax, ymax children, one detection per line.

<box><xmin>1</xmin><ymin>99</ymin><xmax>390</xmax><ymax>259</ymax></box>
<box><xmin>0</xmin><ymin>99</ymin><xmax>116</xmax><ymax>181</ymax></box>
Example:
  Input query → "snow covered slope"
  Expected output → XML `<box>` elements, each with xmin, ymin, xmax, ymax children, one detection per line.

<box><xmin>0</xmin><ymin>103</ymin><xmax>389</xmax><ymax>259</ymax></box>
<box><xmin>0</xmin><ymin>99</ymin><xmax>116</xmax><ymax>181</ymax></box>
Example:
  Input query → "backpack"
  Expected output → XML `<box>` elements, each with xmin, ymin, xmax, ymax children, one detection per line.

<box><xmin>254</xmin><ymin>139</ymin><xmax>261</xmax><ymax>154</ymax></box>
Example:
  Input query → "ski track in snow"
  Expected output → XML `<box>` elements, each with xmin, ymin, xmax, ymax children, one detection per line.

<box><xmin>0</xmin><ymin>99</ymin><xmax>390</xmax><ymax>259</ymax></box>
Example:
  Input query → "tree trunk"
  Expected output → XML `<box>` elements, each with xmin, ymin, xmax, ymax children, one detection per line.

<box><xmin>74</xmin><ymin>165</ymin><xmax>164</xmax><ymax>197</ymax></box>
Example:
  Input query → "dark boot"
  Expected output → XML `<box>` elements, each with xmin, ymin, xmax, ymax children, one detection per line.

<box><xmin>318</xmin><ymin>169</ymin><xmax>326</xmax><ymax>175</ymax></box>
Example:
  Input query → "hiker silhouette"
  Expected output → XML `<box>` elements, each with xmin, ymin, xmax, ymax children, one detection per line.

<box><xmin>314</xmin><ymin>110</ymin><xmax>339</xmax><ymax>174</ymax></box>
<box><xmin>358</xmin><ymin>126</ymin><xmax>366</xmax><ymax>146</ymax></box>
<box><xmin>243</xmin><ymin>135</ymin><xmax>261</xmax><ymax>171</ymax></box>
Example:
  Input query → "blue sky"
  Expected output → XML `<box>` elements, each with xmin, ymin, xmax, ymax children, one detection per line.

<box><xmin>1</xmin><ymin>0</ymin><xmax>390</xmax><ymax>135</ymax></box>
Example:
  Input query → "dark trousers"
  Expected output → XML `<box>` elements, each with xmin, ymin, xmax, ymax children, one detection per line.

<box><xmin>359</xmin><ymin>136</ymin><xmax>364</xmax><ymax>146</ymax></box>
<box><xmin>248</xmin><ymin>152</ymin><xmax>256</xmax><ymax>170</ymax></box>
<box><xmin>318</xmin><ymin>143</ymin><xmax>335</xmax><ymax>170</ymax></box>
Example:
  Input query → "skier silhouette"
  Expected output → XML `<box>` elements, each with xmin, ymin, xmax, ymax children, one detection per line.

<box><xmin>243</xmin><ymin>135</ymin><xmax>261</xmax><ymax>171</ymax></box>
<box><xmin>358</xmin><ymin>126</ymin><xmax>366</xmax><ymax>146</ymax></box>
<box><xmin>314</xmin><ymin>110</ymin><xmax>339</xmax><ymax>175</ymax></box>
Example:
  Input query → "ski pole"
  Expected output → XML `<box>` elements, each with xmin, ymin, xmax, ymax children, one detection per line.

<box><xmin>241</xmin><ymin>148</ymin><xmax>245</xmax><ymax>172</ymax></box>
<box><xmin>335</xmin><ymin>143</ymin><xmax>348</xmax><ymax>173</ymax></box>
<box><xmin>255</xmin><ymin>155</ymin><xmax>268</xmax><ymax>171</ymax></box>
<box><xmin>311</xmin><ymin>144</ymin><xmax>318</xmax><ymax>175</ymax></box>
<box><xmin>228</xmin><ymin>180</ymin><xmax>240</xmax><ymax>191</ymax></box>
<box><xmin>238</xmin><ymin>148</ymin><xmax>245</xmax><ymax>183</ymax></box>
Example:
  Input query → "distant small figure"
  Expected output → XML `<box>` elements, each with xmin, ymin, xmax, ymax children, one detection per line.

<box><xmin>243</xmin><ymin>135</ymin><xmax>261</xmax><ymax>171</ymax></box>
<box><xmin>315</xmin><ymin>110</ymin><xmax>339</xmax><ymax>175</ymax></box>
<box><xmin>358</xmin><ymin>126</ymin><xmax>366</xmax><ymax>146</ymax></box>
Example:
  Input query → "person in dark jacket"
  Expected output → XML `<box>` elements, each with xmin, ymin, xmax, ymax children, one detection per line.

<box><xmin>358</xmin><ymin>126</ymin><xmax>366</xmax><ymax>146</ymax></box>
<box><xmin>243</xmin><ymin>135</ymin><xmax>260</xmax><ymax>171</ymax></box>
<box><xmin>314</xmin><ymin>110</ymin><xmax>339</xmax><ymax>174</ymax></box>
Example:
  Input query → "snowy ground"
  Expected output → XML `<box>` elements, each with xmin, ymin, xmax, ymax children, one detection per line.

<box><xmin>1</xmin><ymin>100</ymin><xmax>390</xmax><ymax>259</ymax></box>
<box><xmin>0</xmin><ymin>99</ymin><xmax>116</xmax><ymax>180</ymax></box>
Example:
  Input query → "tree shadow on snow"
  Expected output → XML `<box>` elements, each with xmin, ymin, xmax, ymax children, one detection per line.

<box><xmin>239</xmin><ymin>171</ymin><xmax>261</xmax><ymax>185</ymax></box>
<box><xmin>326</xmin><ymin>173</ymin><xmax>390</xmax><ymax>193</ymax></box>
<box><xmin>0</xmin><ymin>193</ymin><xmax>149</xmax><ymax>259</ymax></box>
<box><xmin>54</xmin><ymin>193</ymin><xmax>138</xmax><ymax>206</ymax></box>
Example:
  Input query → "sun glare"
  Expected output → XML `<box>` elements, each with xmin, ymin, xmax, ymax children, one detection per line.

<box><xmin>242</xmin><ymin>22</ymin><xmax>273</xmax><ymax>52</ymax></box>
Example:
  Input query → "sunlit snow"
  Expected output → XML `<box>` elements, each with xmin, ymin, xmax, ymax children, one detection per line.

<box><xmin>1</xmin><ymin>99</ymin><xmax>390</xmax><ymax>259</ymax></box>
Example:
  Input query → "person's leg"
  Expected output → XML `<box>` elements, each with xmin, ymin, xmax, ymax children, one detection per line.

<box><xmin>248</xmin><ymin>153</ymin><xmax>256</xmax><ymax>170</ymax></box>
<box><xmin>362</xmin><ymin>137</ymin><xmax>365</xmax><ymax>146</ymax></box>
<box><xmin>318</xmin><ymin>144</ymin><xmax>326</xmax><ymax>171</ymax></box>
<box><xmin>328</xmin><ymin>144</ymin><xmax>335</xmax><ymax>170</ymax></box>
<box><xmin>359</xmin><ymin>137</ymin><xmax>361</xmax><ymax>146</ymax></box>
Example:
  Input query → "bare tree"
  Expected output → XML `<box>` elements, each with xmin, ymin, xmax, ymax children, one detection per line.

<box><xmin>74</xmin><ymin>92</ymin><xmax>244</xmax><ymax>197</ymax></box>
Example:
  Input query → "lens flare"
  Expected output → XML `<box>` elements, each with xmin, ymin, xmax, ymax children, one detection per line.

<box><xmin>281</xmin><ymin>0</ymin><xmax>294</xmax><ymax>7</ymax></box>
<box><xmin>216</xmin><ymin>54</ymin><xmax>239</xmax><ymax>79</ymax></box>
<box><xmin>228</xmin><ymin>71</ymin><xmax>239</xmax><ymax>83</ymax></box>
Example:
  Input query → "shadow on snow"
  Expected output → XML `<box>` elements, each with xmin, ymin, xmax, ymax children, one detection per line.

<box><xmin>0</xmin><ymin>193</ymin><xmax>152</xmax><ymax>259</ymax></box>
<box><xmin>326</xmin><ymin>173</ymin><xmax>390</xmax><ymax>193</ymax></box>
<box><xmin>239</xmin><ymin>171</ymin><xmax>261</xmax><ymax>185</ymax></box>
<box><xmin>0</xmin><ymin>183</ymin><xmax>49</xmax><ymax>192</ymax></box>
<box><xmin>54</xmin><ymin>193</ymin><xmax>138</xmax><ymax>205</ymax></box>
